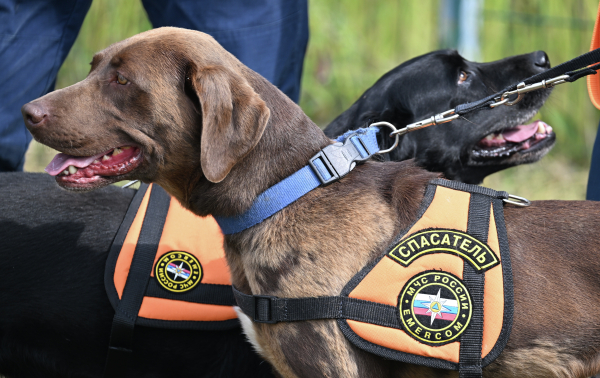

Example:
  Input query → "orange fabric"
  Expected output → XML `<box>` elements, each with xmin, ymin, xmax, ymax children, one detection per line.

<box><xmin>114</xmin><ymin>184</ymin><xmax>236</xmax><ymax>322</ymax></box>
<box><xmin>139</xmin><ymin>297</ymin><xmax>236</xmax><ymax>321</ymax></box>
<box><xmin>348</xmin><ymin>254</ymin><xmax>464</xmax><ymax>363</ymax></box>
<box><xmin>349</xmin><ymin>255</ymin><xmax>464</xmax><ymax>306</ymax></box>
<box><xmin>114</xmin><ymin>186</ymin><xmax>151</xmax><ymax>299</ymax></box>
<box><xmin>348</xmin><ymin>185</ymin><xmax>505</xmax><ymax>362</ymax></box>
<box><xmin>147</xmin><ymin>196</ymin><xmax>230</xmax><ymax>285</ymax></box>
<box><xmin>588</xmin><ymin>1</ymin><xmax>600</xmax><ymax>109</ymax></box>
<box><xmin>405</xmin><ymin>186</ymin><xmax>470</xmax><ymax>235</ymax></box>
<box><xmin>347</xmin><ymin>320</ymin><xmax>460</xmax><ymax>363</ymax></box>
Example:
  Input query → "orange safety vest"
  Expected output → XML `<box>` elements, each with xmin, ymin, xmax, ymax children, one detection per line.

<box><xmin>341</xmin><ymin>179</ymin><xmax>511</xmax><ymax>371</ymax></box>
<box><xmin>105</xmin><ymin>183</ymin><xmax>238</xmax><ymax>330</ymax></box>
<box><xmin>234</xmin><ymin>179</ymin><xmax>512</xmax><ymax>374</ymax></box>
<box><xmin>588</xmin><ymin>1</ymin><xmax>600</xmax><ymax>109</ymax></box>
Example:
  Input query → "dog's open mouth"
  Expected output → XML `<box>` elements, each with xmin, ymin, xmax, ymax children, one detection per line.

<box><xmin>472</xmin><ymin>120</ymin><xmax>554</xmax><ymax>159</ymax></box>
<box><xmin>45</xmin><ymin>146</ymin><xmax>142</xmax><ymax>188</ymax></box>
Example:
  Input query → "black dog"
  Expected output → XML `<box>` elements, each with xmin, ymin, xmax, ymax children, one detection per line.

<box><xmin>0</xmin><ymin>172</ymin><xmax>274</xmax><ymax>378</ymax></box>
<box><xmin>325</xmin><ymin>50</ymin><xmax>555</xmax><ymax>184</ymax></box>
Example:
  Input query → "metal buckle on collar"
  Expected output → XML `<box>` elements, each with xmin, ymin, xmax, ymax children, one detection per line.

<box><xmin>253</xmin><ymin>294</ymin><xmax>278</xmax><ymax>324</ymax></box>
<box><xmin>309</xmin><ymin>134</ymin><xmax>372</xmax><ymax>185</ymax></box>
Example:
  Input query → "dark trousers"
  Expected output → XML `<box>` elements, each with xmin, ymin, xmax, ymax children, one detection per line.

<box><xmin>0</xmin><ymin>0</ymin><xmax>308</xmax><ymax>171</ymax></box>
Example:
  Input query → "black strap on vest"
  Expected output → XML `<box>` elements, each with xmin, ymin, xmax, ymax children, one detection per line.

<box><xmin>458</xmin><ymin>193</ymin><xmax>490</xmax><ymax>378</ymax></box>
<box><xmin>233</xmin><ymin>286</ymin><xmax>401</xmax><ymax>328</ymax></box>
<box><xmin>103</xmin><ymin>184</ymin><xmax>171</xmax><ymax>378</ymax></box>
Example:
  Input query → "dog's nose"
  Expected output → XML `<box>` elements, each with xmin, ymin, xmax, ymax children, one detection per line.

<box><xmin>22</xmin><ymin>102</ymin><xmax>48</xmax><ymax>128</ymax></box>
<box><xmin>533</xmin><ymin>51</ymin><xmax>550</xmax><ymax>69</ymax></box>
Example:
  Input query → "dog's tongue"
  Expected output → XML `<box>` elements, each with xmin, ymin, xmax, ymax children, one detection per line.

<box><xmin>503</xmin><ymin>121</ymin><xmax>542</xmax><ymax>143</ymax></box>
<box><xmin>45</xmin><ymin>151</ymin><xmax>107</xmax><ymax>176</ymax></box>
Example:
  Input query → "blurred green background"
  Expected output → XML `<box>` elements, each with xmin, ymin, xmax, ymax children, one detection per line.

<box><xmin>24</xmin><ymin>0</ymin><xmax>600</xmax><ymax>200</ymax></box>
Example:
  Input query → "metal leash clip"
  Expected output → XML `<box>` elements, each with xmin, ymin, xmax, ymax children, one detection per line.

<box><xmin>491</xmin><ymin>74</ymin><xmax>569</xmax><ymax>108</ymax></box>
<box><xmin>380</xmin><ymin>73</ymin><xmax>574</xmax><ymax>137</ymax></box>
<box><xmin>389</xmin><ymin>109</ymin><xmax>459</xmax><ymax>138</ymax></box>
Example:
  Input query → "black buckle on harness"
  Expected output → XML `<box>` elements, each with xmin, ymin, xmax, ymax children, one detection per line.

<box><xmin>253</xmin><ymin>295</ymin><xmax>278</xmax><ymax>324</ymax></box>
<box><xmin>309</xmin><ymin>134</ymin><xmax>372</xmax><ymax>185</ymax></box>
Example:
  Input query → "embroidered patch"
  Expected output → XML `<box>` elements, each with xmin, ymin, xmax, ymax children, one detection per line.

<box><xmin>388</xmin><ymin>229</ymin><xmax>499</xmax><ymax>272</ymax></box>
<box><xmin>155</xmin><ymin>251</ymin><xmax>203</xmax><ymax>293</ymax></box>
<box><xmin>398</xmin><ymin>271</ymin><xmax>472</xmax><ymax>345</ymax></box>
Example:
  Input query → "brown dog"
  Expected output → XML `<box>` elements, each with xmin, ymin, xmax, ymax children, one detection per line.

<box><xmin>23</xmin><ymin>28</ymin><xmax>600</xmax><ymax>378</ymax></box>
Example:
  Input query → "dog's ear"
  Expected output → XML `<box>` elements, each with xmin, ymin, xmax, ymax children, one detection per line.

<box><xmin>191</xmin><ymin>65</ymin><xmax>270</xmax><ymax>183</ymax></box>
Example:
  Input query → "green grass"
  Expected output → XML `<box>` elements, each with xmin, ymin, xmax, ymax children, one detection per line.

<box><xmin>24</xmin><ymin>0</ymin><xmax>600</xmax><ymax>200</ymax></box>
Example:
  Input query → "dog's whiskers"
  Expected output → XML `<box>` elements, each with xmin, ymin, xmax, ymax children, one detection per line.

<box><xmin>458</xmin><ymin>115</ymin><xmax>481</xmax><ymax>128</ymax></box>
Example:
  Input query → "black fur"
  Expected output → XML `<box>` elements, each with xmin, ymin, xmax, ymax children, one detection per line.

<box><xmin>0</xmin><ymin>172</ymin><xmax>273</xmax><ymax>378</ymax></box>
<box><xmin>325</xmin><ymin>50</ymin><xmax>555</xmax><ymax>184</ymax></box>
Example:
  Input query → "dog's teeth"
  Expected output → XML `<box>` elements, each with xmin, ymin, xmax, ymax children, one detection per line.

<box><xmin>68</xmin><ymin>165</ymin><xmax>78</xmax><ymax>174</ymax></box>
<box><xmin>62</xmin><ymin>169</ymin><xmax>69</xmax><ymax>176</ymax></box>
<box><xmin>497</xmin><ymin>133</ymin><xmax>504</xmax><ymax>140</ymax></box>
<box><xmin>102</xmin><ymin>154</ymin><xmax>110</xmax><ymax>161</ymax></box>
<box><xmin>93</xmin><ymin>159</ymin><xmax>99</xmax><ymax>164</ymax></box>
<box><xmin>537</xmin><ymin>123</ymin><xmax>545</xmax><ymax>134</ymax></box>
<box><xmin>122</xmin><ymin>146</ymin><xmax>131</xmax><ymax>150</ymax></box>
<box><xmin>485</xmin><ymin>135</ymin><xmax>494</xmax><ymax>140</ymax></box>
<box><xmin>113</xmin><ymin>148</ymin><xmax>122</xmax><ymax>156</ymax></box>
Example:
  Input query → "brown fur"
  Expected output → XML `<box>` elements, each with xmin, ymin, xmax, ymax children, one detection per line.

<box><xmin>23</xmin><ymin>28</ymin><xmax>600</xmax><ymax>378</ymax></box>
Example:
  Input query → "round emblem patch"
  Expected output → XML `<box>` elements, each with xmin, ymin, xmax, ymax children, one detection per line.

<box><xmin>398</xmin><ymin>271</ymin><xmax>472</xmax><ymax>345</ymax></box>
<box><xmin>155</xmin><ymin>251</ymin><xmax>202</xmax><ymax>293</ymax></box>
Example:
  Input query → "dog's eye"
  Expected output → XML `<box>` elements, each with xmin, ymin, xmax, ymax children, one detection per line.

<box><xmin>458</xmin><ymin>71</ymin><xmax>468</xmax><ymax>83</ymax></box>
<box><xmin>117</xmin><ymin>73</ymin><xmax>129</xmax><ymax>85</ymax></box>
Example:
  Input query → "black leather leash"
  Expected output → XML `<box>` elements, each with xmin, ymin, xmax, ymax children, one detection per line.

<box><xmin>457</xmin><ymin>49</ymin><xmax>600</xmax><ymax>114</ymax></box>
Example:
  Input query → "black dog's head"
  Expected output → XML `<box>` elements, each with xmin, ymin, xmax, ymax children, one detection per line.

<box><xmin>324</xmin><ymin>50</ymin><xmax>555</xmax><ymax>184</ymax></box>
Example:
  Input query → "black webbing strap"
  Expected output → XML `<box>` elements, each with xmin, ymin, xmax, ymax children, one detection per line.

<box><xmin>455</xmin><ymin>47</ymin><xmax>600</xmax><ymax>116</ymax></box>
<box><xmin>103</xmin><ymin>185</ymin><xmax>171</xmax><ymax>378</ymax></box>
<box><xmin>233</xmin><ymin>286</ymin><xmax>401</xmax><ymax>329</ymax></box>
<box><xmin>430</xmin><ymin>178</ymin><xmax>509</xmax><ymax>200</ymax></box>
<box><xmin>459</xmin><ymin>193</ymin><xmax>490</xmax><ymax>378</ymax></box>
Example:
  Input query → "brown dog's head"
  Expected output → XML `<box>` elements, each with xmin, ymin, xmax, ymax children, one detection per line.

<box><xmin>23</xmin><ymin>27</ymin><xmax>271</xmax><ymax>195</ymax></box>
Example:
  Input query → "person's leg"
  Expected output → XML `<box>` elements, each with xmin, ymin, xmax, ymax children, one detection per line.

<box><xmin>0</xmin><ymin>0</ymin><xmax>91</xmax><ymax>171</ymax></box>
<box><xmin>586</xmin><ymin>121</ymin><xmax>600</xmax><ymax>200</ymax></box>
<box><xmin>141</xmin><ymin>0</ymin><xmax>308</xmax><ymax>103</ymax></box>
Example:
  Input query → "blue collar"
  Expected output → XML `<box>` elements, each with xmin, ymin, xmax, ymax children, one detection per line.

<box><xmin>214</xmin><ymin>127</ymin><xmax>381</xmax><ymax>235</ymax></box>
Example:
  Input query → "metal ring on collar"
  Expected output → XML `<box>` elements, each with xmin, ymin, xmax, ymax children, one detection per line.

<box><xmin>370</xmin><ymin>122</ymin><xmax>400</xmax><ymax>155</ymax></box>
